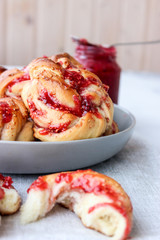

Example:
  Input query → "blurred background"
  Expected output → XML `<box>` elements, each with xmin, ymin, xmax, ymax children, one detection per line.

<box><xmin>0</xmin><ymin>0</ymin><xmax>160</xmax><ymax>72</ymax></box>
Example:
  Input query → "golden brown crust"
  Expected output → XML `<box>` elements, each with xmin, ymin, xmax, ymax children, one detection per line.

<box><xmin>50</xmin><ymin>52</ymin><xmax>84</xmax><ymax>69</ymax></box>
<box><xmin>104</xmin><ymin>121</ymin><xmax>119</xmax><ymax>136</ymax></box>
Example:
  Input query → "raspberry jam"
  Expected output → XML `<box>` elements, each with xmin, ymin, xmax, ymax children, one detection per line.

<box><xmin>55</xmin><ymin>170</ymin><xmax>118</xmax><ymax>201</ymax></box>
<box><xmin>27</xmin><ymin>176</ymin><xmax>48</xmax><ymax>193</ymax></box>
<box><xmin>0</xmin><ymin>174</ymin><xmax>13</xmax><ymax>189</ymax></box>
<box><xmin>73</xmin><ymin>39</ymin><xmax>121</xmax><ymax>103</ymax></box>
<box><xmin>63</xmin><ymin>69</ymin><xmax>100</xmax><ymax>92</ymax></box>
<box><xmin>39</xmin><ymin>88</ymin><xmax>82</xmax><ymax>117</ymax></box>
<box><xmin>7</xmin><ymin>72</ymin><xmax>30</xmax><ymax>92</ymax></box>
<box><xmin>39</xmin><ymin>121</ymin><xmax>71</xmax><ymax>135</ymax></box>
<box><xmin>27</xmin><ymin>100</ymin><xmax>46</xmax><ymax>120</ymax></box>
<box><xmin>38</xmin><ymin>84</ymin><xmax>102</xmax><ymax>120</ymax></box>
<box><xmin>0</xmin><ymin>102</ymin><xmax>12</xmax><ymax>123</ymax></box>
<box><xmin>0</xmin><ymin>187</ymin><xmax>5</xmax><ymax>199</ymax></box>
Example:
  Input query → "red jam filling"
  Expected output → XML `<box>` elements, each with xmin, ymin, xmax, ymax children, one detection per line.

<box><xmin>63</xmin><ymin>70</ymin><xmax>103</xmax><ymax>118</ymax></box>
<box><xmin>27</xmin><ymin>100</ymin><xmax>46</xmax><ymax>119</ymax></box>
<box><xmin>0</xmin><ymin>174</ymin><xmax>13</xmax><ymax>189</ymax></box>
<box><xmin>73</xmin><ymin>38</ymin><xmax>121</xmax><ymax>103</ymax></box>
<box><xmin>27</xmin><ymin>176</ymin><xmax>48</xmax><ymax>193</ymax></box>
<box><xmin>55</xmin><ymin>172</ymin><xmax>73</xmax><ymax>183</ymax></box>
<box><xmin>63</xmin><ymin>70</ymin><xmax>100</xmax><ymax>92</ymax></box>
<box><xmin>88</xmin><ymin>202</ymin><xmax>126</xmax><ymax>214</ymax></box>
<box><xmin>55</xmin><ymin>170</ymin><xmax>118</xmax><ymax>201</ymax></box>
<box><xmin>0</xmin><ymin>187</ymin><xmax>5</xmax><ymax>200</ymax></box>
<box><xmin>39</xmin><ymin>121</ymin><xmax>71</xmax><ymax>135</ymax></box>
<box><xmin>38</xmin><ymin>88</ymin><xmax>82</xmax><ymax>117</ymax></box>
<box><xmin>81</xmin><ymin>95</ymin><xmax>102</xmax><ymax>119</ymax></box>
<box><xmin>0</xmin><ymin>102</ymin><xmax>12</xmax><ymax>123</ymax></box>
<box><xmin>37</xmin><ymin>70</ymin><xmax>103</xmax><ymax>120</ymax></box>
<box><xmin>7</xmin><ymin>72</ymin><xmax>30</xmax><ymax>92</ymax></box>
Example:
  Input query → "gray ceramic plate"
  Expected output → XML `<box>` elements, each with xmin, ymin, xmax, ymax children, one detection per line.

<box><xmin>0</xmin><ymin>105</ymin><xmax>135</xmax><ymax>174</ymax></box>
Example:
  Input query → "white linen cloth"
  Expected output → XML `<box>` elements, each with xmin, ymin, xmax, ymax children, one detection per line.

<box><xmin>1</xmin><ymin>72</ymin><xmax>160</xmax><ymax>240</ymax></box>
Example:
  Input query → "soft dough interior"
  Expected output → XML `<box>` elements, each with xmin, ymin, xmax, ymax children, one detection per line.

<box><xmin>21</xmin><ymin>189</ymin><xmax>127</xmax><ymax>240</ymax></box>
<box><xmin>0</xmin><ymin>188</ymin><xmax>21</xmax><ymax>215</ymax></box>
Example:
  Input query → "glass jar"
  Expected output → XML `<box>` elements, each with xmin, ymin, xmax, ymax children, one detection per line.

<box><xmin>74</xmin><ymin>39</ymin><xmax>121</xmax><ymax>104</ymax></box>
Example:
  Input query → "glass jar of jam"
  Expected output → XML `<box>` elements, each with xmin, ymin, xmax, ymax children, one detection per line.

<box><xmin>73</xmin><ymin>39</ymin><xmax>121</xmax><ymax>104</ymax></box>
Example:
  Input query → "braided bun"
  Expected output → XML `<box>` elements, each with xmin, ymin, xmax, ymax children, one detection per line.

<box><xmin>22</xmin><ymin>54</ymin><xmax>116</xmax><ymax>141</ymax></box>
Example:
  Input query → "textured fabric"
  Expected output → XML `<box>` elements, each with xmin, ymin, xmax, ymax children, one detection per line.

<box><xmin>0</xmin><ymin>71</ymin><xmax>160</xmax><ymax>239</ymax></box>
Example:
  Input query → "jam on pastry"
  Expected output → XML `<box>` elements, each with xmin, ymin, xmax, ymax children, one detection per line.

<box><xmin>21</xmin><ymin>169</ymin><xmax>132</xmax><ymax>240</ymax></box>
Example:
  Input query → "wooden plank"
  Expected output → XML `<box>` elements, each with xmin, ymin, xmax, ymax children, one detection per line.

<box><xmin>35</xmin><ymin>0</ymin><xmax>66</xmax><ymax>57</ymax></box>
<box><xmin>117</xmin><ymin>0</ymin><xmax>148</xmax><ymax>71</ymax></box>
<box><xmin>92</xmin><ymin>0</ymin><xmax>121</xmax><ymax>45</ymax></box>
<box><xmin>0</xmin><ymin>0</ymin><xmax>6</xmax><ymax>65</ymax></box>
<box><xmin>6</xmin><ymin>0</ymin><xmax>36</xmax><ymax>66</ymax></box>
<box><xmin>1</xmin><ymin>0</ymin><xmax>160</xmax><ymax>72</ymax></box>
<box><xmin>142</xmin><ymin>0</ymin><xmax>160</xmax><ymax>72</ymax></box>
<box><xmin>64</xmin><ymin>0</ymin><xmax>93</xmax><ymax>55</ymax></box>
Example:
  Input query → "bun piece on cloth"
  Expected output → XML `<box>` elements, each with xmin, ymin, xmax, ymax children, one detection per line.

<box><xmin>0</xmin><ymin>173</ymin><xmax>21</xmax><ymax>224</ymax></box>
<box><xmin>21</xmin><ymin>169</ymin><xmax>132</xmax><ymax>240</ymax></box>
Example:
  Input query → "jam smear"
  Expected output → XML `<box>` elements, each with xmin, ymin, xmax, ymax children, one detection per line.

<box><xmin>63</xmin><ymin>70</ymin><xmax>100</xmax><ymax>92</ymax></box>
<box><xmin>28</xmin><ymin>100</ymin><xmax>46</xmax><ymax>119</ymax></box>
<box><xmin>81</xmin><ymin>95</ymin><xmax>102</xmax><ymax>119</ymax></box>
<box><xmin>88</xmin><ymin>202</ymin><xmax>109</xmax><ymax>213</ymax></box>
<box><xmin>38</xmin><ymin>88</ymin><xmax>82</xmax><ymax>117</ymax></box>
<box><xmin>27</xmin><ymin>176</ymin><xmax>48</xmax><ymax>193</ymax></box>
<box><xmin>0</xmin><ymin>102</ymin><xmax>12</xmax><ymax>123</ymax></box>
<box><xmin>0</xmin><ymin>174</ymin><xmax>13</xmax><ymax>189</ymax></box>
<box><xmin>7</xmin><ymin>72</ymin><xmax>30</xmax><ymax>92</ymax></box>
<box><xmin>39</xmin><ymin>121</ymin><xmax>71</xmax><ymax>135</ymax></box>
<box><xmin>55</xmin><ymin>172</ymin><xmax>73</xmax><ymax>183</ymax></box>
<box><xmin>0</xmin><ymin>187</ymin><xmax>5</xmax><ymax>199</ymax></box>
<box><xmin>55</xmin><ymin>170</ymin><xmax>118</xmax><ymax>201</ymax></box>
<box><xmin>88</xmin><ymin>202</ymin><xmax>127</xmax><ymax>215</ymax></box>
<box><xmin>63</xmin><ymin>70</ymin><xmax>102</xmax><ymax>117</ymax></box>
